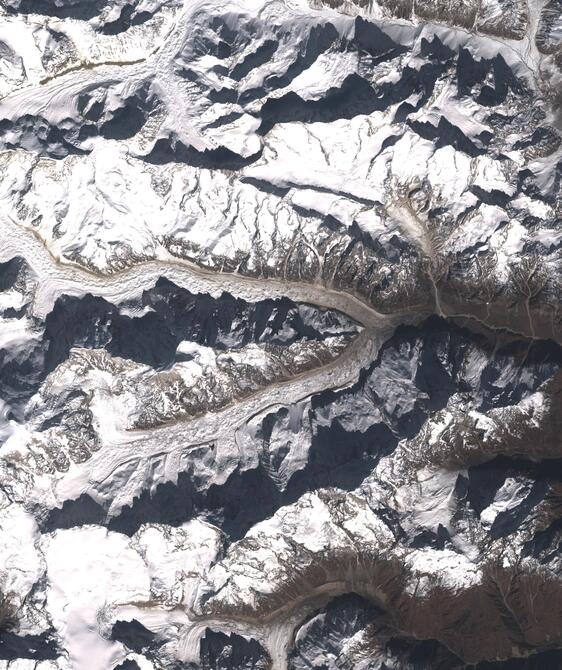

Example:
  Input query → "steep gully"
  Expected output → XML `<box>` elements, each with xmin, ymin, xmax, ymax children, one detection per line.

<box><xmin>0</xmin><ymin>208</ymin><xmax>398</xmax><ymax>513</ymax></box>
<box><xmin>0</xmin><ymin>207</ymin><xmax>553</xmax><ymax>669</ymax></box>
<box><xmin>0</xmin><ymin>197</ymin><xmax>548</xmax><ymax>509</ymax></box>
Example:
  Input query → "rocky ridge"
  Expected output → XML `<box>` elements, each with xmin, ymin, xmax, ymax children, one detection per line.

<box><xmin>0</xmin><ymin>0</ymin><xmax>559</xmax><ymax>669</ymax></box>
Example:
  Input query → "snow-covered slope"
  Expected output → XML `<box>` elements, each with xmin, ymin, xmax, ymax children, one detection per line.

<box><xmin>0</xmin><ymin>0</ymin><xmax>560</xmax><ymax>668</ymax></box>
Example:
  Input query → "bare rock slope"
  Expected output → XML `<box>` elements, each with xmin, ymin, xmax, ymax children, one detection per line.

<box><xmin>0</xmin><ymin>0</ymin><xmax>560</xmax><ymax>668</ymax></box>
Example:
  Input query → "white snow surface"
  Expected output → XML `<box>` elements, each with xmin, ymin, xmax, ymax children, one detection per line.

<box><xmin>0</xmin><ymin>0</ymin><xmax>559</xmax><ymax>667</ymax></box>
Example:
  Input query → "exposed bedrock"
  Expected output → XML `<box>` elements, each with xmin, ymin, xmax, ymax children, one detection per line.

<box><xmin>0</xmin><ymin>10</ymin><xmax>559</xmax><ymax>344</ymax></box>
<box><xmin>288</xmin><ymin>591</ymin><xmax>562</xmax><ymax>669</ymax></box>
<box><xmin>0</xmin><ymin>260</ymin><xmax>358</xmax><ymax>412</ymax></box>
<box><xmin>310</xmin><ymin>0</ymin><xmax>530</xmax><ymax>41</ymax></box>
<box><xmin>0</xmin><ymin>257</ymin><xmax>360</xmax><ymax>476</ymax></box>
<box><xmin>196</xmin><ymin>498</ymin><xmax>562</xmax><ymax>664</ymax></box>
<box><xmin>0</xmin><ymin>0</ymin><xmax>160</xmax><ymax>33</ymax></box>
<box><xmin>0</xmin><ymin>2</ymin><xmax>559</xmax><ymax>669</ymax></box>
<box><xmin>38</xmin><ymin>317</ymin><xmax>561</xmax><ymax>549</ymax></box>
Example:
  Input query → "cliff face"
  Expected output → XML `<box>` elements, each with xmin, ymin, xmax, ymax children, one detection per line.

<box><xmin>0</xmin><ymin>0</ymin><xmax>560</xmax><ymax>668</ymax></box>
